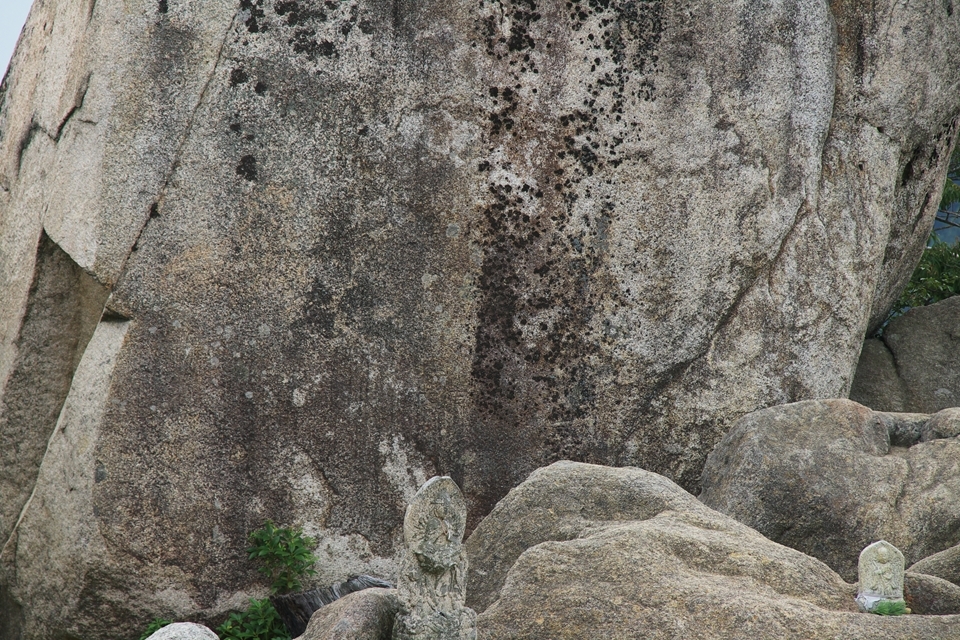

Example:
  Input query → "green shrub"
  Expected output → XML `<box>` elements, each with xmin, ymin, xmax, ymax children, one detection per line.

<box><xmin>138</xmin><ymin>618</ymin><xmax>173</xmax><ymax>640</ymax></box>
<box><xmin>247</xmin><ymin>520</ymin><xmax>317</xmax><ymax>594</ymax></box>
<box><xmin>895</xmin><ymin>236</ymin><xmax>960</xmax><ymax>311</ymax></box>
<box><xmin>216</xmin><ymin>598</ymin><xmax>289</xmax><ymax>640</ymax></box>
<box><xmin>872</xmin><ymin>599</ymin><xmax>908</xmax><ymax>616</ymax></box>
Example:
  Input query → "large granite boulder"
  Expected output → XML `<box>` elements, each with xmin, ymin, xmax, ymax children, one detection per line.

<box><xmin>904</xmin><ymin>572</ymin><xmax>960</xmax><ymax>616</ymax></box>
<box><xmin>851</xmin><ymin>296</ymin><xmax>960</xmax><ymax>413</ymax></box>
<box><xmin>911</xmin><ymin>544</ymin><xmax>960</xmax><ymax>588</ymax></box>
<box><xmin>3</xmin><ymin>0</ymin><xmax>960</xmax><ymax>637</ymax></box>
<box><xmin>700</xmin><ymin>399</ymin><xmax>960</xmax><ymax>581</ymax></box>
<box><xmin>296</xmin><ymin>588</ymin><xmax>399</xmax><ymax>640</ymax></box>
<box><xmin>468</xmin><ymin>461</ymin><xmax>960</xmax><ymax>639</ymax></box>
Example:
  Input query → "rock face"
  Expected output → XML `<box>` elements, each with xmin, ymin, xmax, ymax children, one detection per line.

<box><xmin>851</xmin><ymin>296</ymin><xmax>960</xmax><ymax>413</ymax></box>
<box><xmin>468</xmin><ymin>461</ymin><xmax>960</xmax><ymax>639</ymax></box>
<box><xmin>2</xmin><ymin>0</ymin><xmax>960</xmax><ymax>637</ymax></box>
<box><xmin>700</xmin><ymin>399</ymin><xmax>960</xmax><ymax>581</ymax></box>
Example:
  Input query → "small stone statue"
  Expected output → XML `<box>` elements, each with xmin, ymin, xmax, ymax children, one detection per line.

<box><xmin>393</xmin><ymin>476</ymin><xmax>477</xmax><ymax>640</ymax></box>
<box><xmin>856</xmin><ymin>540</ymin><xmax>907</xmax><ymax>614</ymax></box>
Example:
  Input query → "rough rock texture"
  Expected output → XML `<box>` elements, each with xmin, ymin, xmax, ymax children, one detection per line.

<box><xmin>145</xmin><ymin>622</ymin><xmax>219</xmax><ymax>640</ymax></box>
<box><xmin>851</xmin><ymin>296</ymin><xmax>960</xmax><ymax>412</ymax></box>
<box><xmin>911</xmin><ymin>544</ymin><xmax>960</xmax><ymax>588</ymax></box>
<box><xmin>469</xmin><ymin>461</ymin><xmax>960</xmax><ymax>639</ymax></box>
<box><xmin>905</xmin><ymin>572</ymin><xmax>960</xmax><ymax>616</ymax></box>
<box><xmin>3</xmin><ymin>0</ymin><xmax>960</xmax><ymax>638</ymax></box>
<box><xmin>297</xmin><ymin>588</ymin><xmax>399</xmax><ymax>640</ymax></box>
<box><xmin>700</xmin><ymin>399</ymin><xmax>960</xmax><ymax>581</ymax></box>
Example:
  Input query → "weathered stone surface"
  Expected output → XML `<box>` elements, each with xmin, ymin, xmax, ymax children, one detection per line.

<box><xmin>3</xmin><ymin>0</ymin><xmax>960</xmax><ymax>638</ymax></box>
<box><xmin>856</xmin><ymin>540</ymin><xmax>905</xmax><ymax>613</ymax></box>
<box><xmin>393</xmin><ymin>477</ymin><xmax>476</xmax><ymax>640</ymax></box>
<box><xmin>904</xmin><ymin>572</ymin><xmax>960</xmax><ymax>616</ymax></box>
<box><xmin>145</xmin><ymin>622</ymin><xmax>219</xmax><ymax>640</ymax></box>
<box><xmin>851</xmin><ymin>296</ymin><xmax>960</xmax><ymax>413</ymax></box>
<box><xmin>298</xmin><ymin>588</ymin><xmax>399</xmax><ymax>640</ymax></box>
<box><xmin>700</xmin><ymin>399</ymin><xmax>960</xmax><ymax>581</ymax></box>
<box><xmin>910</xmin><ymin>544</ymin><xmax>960</xmax><ymax>587</ymax></box>
<box><xmin>470</xmin><ymin>461</ymin><xmax>960</xmax><ymax>639</ymax></box>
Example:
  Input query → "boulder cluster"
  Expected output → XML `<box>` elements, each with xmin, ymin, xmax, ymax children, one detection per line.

<box><xmin>3</xmin><ymin>0</ymin><xmax>960</xmax><ymax>637</ymax></box>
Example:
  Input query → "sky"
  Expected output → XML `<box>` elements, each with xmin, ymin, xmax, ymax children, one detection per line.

<box><xmin>1</xmin><ymin>0</ymin><xmax>34</xmax><ymax>79</ymax></box>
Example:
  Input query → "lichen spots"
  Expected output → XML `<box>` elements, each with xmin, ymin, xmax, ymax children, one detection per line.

<box><xmin>239</xmin><ymin>0</ymin><xmax>266</xmax><ymax>33</ymax></box>
<box><xmin>469</xmin><ymin>0</ymin><xmax>660</xmax><ymax>466</ymax></box>
<box><xmin>230</xmin><ymin>68</ymin><xmax>249</xmax><ymax>86</ymax></box>
<box><xmin>158</xmin><ymin>0</ymin><xmax>168</xmax><ymax>14</ymax></box>
<box><xmin>236</xmin><ymin>155</ymin><xmax>257</xmax><ymax>181</ymax></box>
<box><xmin>267</xmin><ymin>0</ymin><xmax>365</xmax><ymax>62</ymax></box>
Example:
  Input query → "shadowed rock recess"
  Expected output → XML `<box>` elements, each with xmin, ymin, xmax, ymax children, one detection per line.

<box><xmin>1</xmin><ymin>0</ymin><xmax>959</xmax><ymax>637</ymax></box>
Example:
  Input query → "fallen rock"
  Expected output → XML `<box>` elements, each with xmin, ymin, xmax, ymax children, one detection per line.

<box><xmin>144</xmin><ymin>622</ymin><xmax>218</xmax><ymax>640</ymax></box>
<box><xmin>699</xmin><ymin>399</ymin><xmax>960</xmax><ymax>581</ymax></box>
<box><xmin>905</xmin><ymin>572</ymin><xmax>960</xmax><ymax>615</ymax></box>
<box><xmin>465</xmin><ymin>460</ymin><xmax>711</xmax><ymax>613</ymax></box>
<box><xmin>910</xmin><ymin>545</ymin><xmax>960</xmax><ymax>587</ymax></box>
<box><xmin>851</xmin><ymin>296</ymin><xmax>960</xmax><ymax>412</ymax></box>
<box><xmin>296</xmin><ymin>588</ymin><xmax>399</xmax><ymax>640</ymax></box>
<box><xmin>469</xmin><ymin>461</ymin><xmax>960</xmax><ymax>639</ymax></box>
<box><xmin>272</xmin><ymin>575</ymin><xmax>394</xmax><ymax>639</ymax></box>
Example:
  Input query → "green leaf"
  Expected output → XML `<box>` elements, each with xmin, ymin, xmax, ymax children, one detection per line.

<box><xmin>138</xmin><ymin>618</ymin><xmax>173</xmax><ymax>640</ymax></box>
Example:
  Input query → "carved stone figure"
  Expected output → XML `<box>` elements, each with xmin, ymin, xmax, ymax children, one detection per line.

<box><xmin>856</xmin><ymin>540</ymin><xmax>905</xmax><ymax>612</ymax></box>
<box><xmin>393</xmin><ymin>476</ymin><xmax>477</xmax><ymax>640</ymax></box>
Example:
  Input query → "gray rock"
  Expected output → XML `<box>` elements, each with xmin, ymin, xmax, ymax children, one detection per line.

<box><xmin>145</xmin><ymin>623</ymin><xmax>219</xmax><ymax>640</ymax></box>
<box><xmin>904</xmin><ymin>572</ymin><xmax>960</xmax><ymax>615</ymax></box>
<box><xmin>700</xmin><ymin>399</ymin><xmax>960</xmax><ymax>581</ymax></box>
<box><xmin>851</xmin><ymin>296</ymin><xmax>960</xmax><ymax>413</ymax></box>
<box><xmin>470</xmin><ymin>461</ymin><xmax>960</xmax><ymax>639</ymax></box>
<box><xmin>910</xmin><ymin>544</ymin><xmax>960</xmax><ymax>587</ymax></box>
<box><xmin>3</xmin><ymin>0</ymin><xmax>960</xmax><ymax>637</ymax></box>
<box><xmin>297</xmin><ymin>589</ymin><xmax>399</xmax><ymax>640</ymax></box>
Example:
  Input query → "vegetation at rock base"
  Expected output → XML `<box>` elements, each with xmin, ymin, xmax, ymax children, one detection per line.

<box><xmin>895</xmin><ymin>236</ymin><xmax>960</xmax><ymax>310</ymax></box>
<box><xmin>137</xmin><ymin>618</ymin><xmax>172</xmax><ymax>640</ymax></box>
<box><xmin>215</xmin><ymin>598</ymin><xmax>290</xmax><ymax>640</ymax></box>
<box><xmin>247</xmin><ymin>520</ymin><xmax>318</xmax><ymax>595</ymax></box>
<box><xmin>883</xmin><ymin>146</ymin><xmax>960</xmax><ymax>326</ymax></box>
<box><xmin>137</xmin><ymin>521</ymin><xmax>317</xmax><ymax>639</ymax></box>
<box><xmin>871</xmin><ymin>599</ymin><xmax>908</xmax><ymax>616</ymax></box>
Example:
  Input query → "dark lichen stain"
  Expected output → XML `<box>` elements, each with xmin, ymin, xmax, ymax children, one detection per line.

<box><xmin>275</xmin><ymin>0</ymin><xmax>326</xmax><ymax>26</ymax></box>
<box><xmin>158</xmin><ymin>0</ymin><xmax>168</xmax><ymax>14</ymax></box>
<box><xmin>236</xmin><ymin>155</ymin><xmax>257</xmax><ymax>181</ymax></box>
<box><xmin>466</xmin><ymin>0</ymin><xmax>668</xmax><ymax>508</ymax></box>
<box><xmin>149</xmin><ymin>203</ymin><xmax>160</xmax><ymax>219</ymax></box>
<box><xmin>298</xmin><ymin>278</ymin><xmax>336</xmax><ymax>338</ymax></box>
<box><xmin>240</xmin><ymin>0</ymin><xmax>266</xmax><ymax>32</ymax></box>
<box><xmin>358</xmin><ymin>19</ymin><xmax>374</xmax><ymax>34</ymax></box>
<box><xmin>255</xmin><ymin>81</ymin><xmax>268</xmax><ymax>95</ymax></box>
<box><xmin>271</xmin><ymin>0</ymin><xmax>356</xmax><ymax>61</ymax></box>
<box><xmin>230</xmin><ymin>122</ymin><xmax>243</xmax><ymax>134</ymax></box>
<box><xmin>230</xmin><ymin>68</ymin><xmax>249</xmax><ymax>86</ymax></box>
